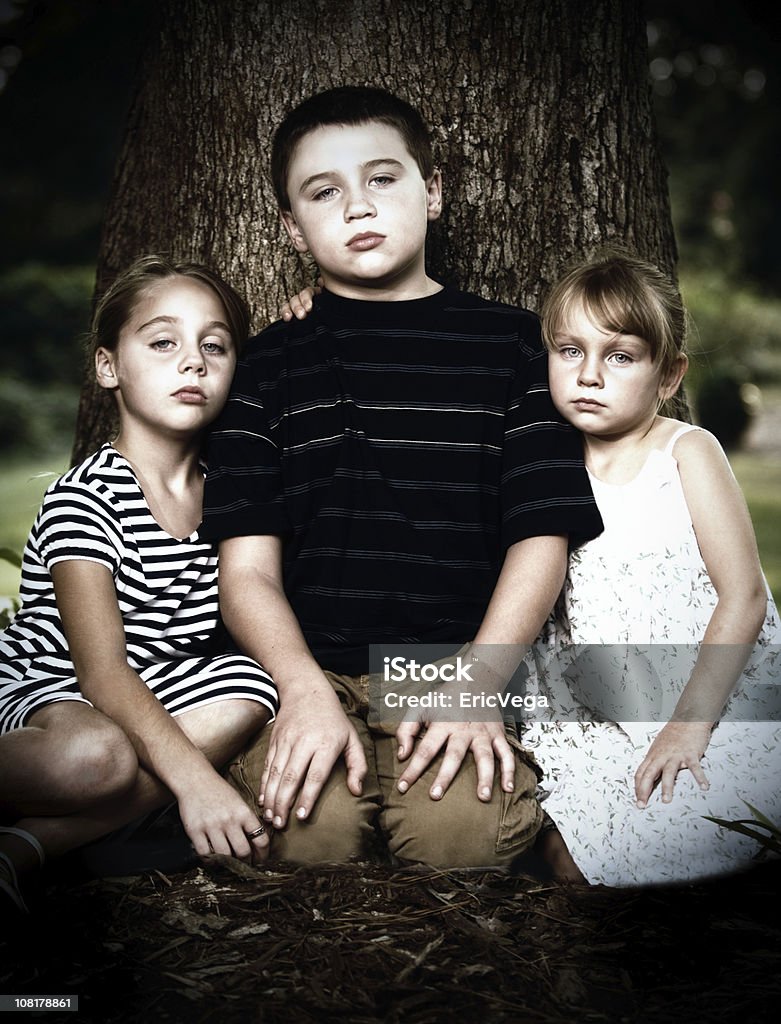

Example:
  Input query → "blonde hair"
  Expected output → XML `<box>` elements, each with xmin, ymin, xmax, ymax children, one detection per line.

<box><xmin>542</xmin><ymin>249</ymin><xmax>687</xmax><ymax>376</ymax></box>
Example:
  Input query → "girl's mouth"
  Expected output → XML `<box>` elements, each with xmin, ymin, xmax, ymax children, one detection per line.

<box><xmin>173</xmin><ymin>386</ymin><xmax>207</xmax><ymax>404</ymax></box>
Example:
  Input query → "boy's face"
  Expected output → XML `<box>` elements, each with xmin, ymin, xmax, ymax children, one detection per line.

<box><xmin>280</xmin><ymin>121</ymin><xmax>442</xmax><ymax>300</ymax></box>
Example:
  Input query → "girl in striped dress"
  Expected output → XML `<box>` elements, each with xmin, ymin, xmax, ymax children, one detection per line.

<box><xmin>1</xmin><ymin>256</ymin><xmax>277</xmax><ymax>912</ymax></box>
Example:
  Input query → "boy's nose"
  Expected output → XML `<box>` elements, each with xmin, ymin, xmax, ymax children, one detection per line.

<box><xmin>344</xmin><ymin>189</ymin><xmax>376</xmax><ymax>220</ymax></box>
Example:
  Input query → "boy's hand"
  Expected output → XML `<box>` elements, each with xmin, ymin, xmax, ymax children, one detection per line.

<box><xmin>396</xmin><ymin>719</ymin><xmax>516</xmax><ymax>802</ymax></box>
<box><xmin>633</xmin><ymin>721</ymin><xmax>713</xmax><ymax>808</ymax></box>
<box><xmin>259</xmin><ymin>677</ymin><xmax>367</xmax><ymax>829</ymax></box>
<box><xmin>393</xmin><ymin>647</ymin><xmax>517</xmax><ymax>801</ymax></box>
<box><xmin>278</xmin><ymin>278</ymin><xmax>323</xmax><ymax>322</ymax></box>
<box><xmin>178</xmin><ymin>772</ymin><xmax>271</xmax><ymax>863</ymax></box>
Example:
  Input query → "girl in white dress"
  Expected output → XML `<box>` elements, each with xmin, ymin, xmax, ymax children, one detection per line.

<box><xmin>526</xmin><ymin>250</ymin><xmax>780</xmax><ymax>886</ymax></box>
<box><xmin>1</xmin><ymin>256</ymin><xmax>277</xmax><ymax>912</ymax></box>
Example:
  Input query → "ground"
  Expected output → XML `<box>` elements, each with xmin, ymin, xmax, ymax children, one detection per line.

<box><xmin>2</xmin><ymin>855</ymin><xmax>780</xmax><ymax>1022</ymax></box>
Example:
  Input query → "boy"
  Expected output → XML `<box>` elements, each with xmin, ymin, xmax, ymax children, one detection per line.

<box><xmin>202</xmin><ymin>86</ymin><xmax>602</xmax><ymax>867</ymax></box>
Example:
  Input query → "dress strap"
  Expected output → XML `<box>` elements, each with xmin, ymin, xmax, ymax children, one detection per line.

<box><xmin>662</xmin><ymin>422</ymin><xmax>702</xmax><ymax>456</ymax></box>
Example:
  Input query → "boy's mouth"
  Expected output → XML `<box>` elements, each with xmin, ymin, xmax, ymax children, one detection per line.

<box><xmin>346</xmin><ymin>232</ymin><xmax>385</xmax><ymax>251</ymax></box>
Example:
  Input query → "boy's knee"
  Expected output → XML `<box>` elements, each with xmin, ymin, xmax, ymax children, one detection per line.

<box><xmin>272</xmin><ymin>784</ymin><xmax>377</xmax><ymax>865</ymax></box>
<box><xmin>385</xmin><ymin>756</ymin><xmax>543</xmax><ymax>869</ymax></box>
<box><xmin>227</xmin><ymin>735</ymin><xmax>378</xmax><ymax>865</ymax></box>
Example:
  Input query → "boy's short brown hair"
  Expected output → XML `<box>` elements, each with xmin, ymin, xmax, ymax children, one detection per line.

<box><xmin>271</xmin><ymin>85</ymin><xmax>435</xmax><ymax>211</ymax></box>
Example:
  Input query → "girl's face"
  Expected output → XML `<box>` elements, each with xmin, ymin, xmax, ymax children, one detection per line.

<box><xmin>96</xmin><ymin>276</ymin><xmax>237</xmax><ymax>441</ymax></box>
<box><xmin>547</xmin><ymin>300</ymin><xmax>666</xmax><ymax>440</ymax></box>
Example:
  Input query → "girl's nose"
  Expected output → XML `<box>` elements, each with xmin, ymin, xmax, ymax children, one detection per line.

<box><xmin>179</xmin><ymin>344</ymin><xmax>206</xmax><ymax>374</ymax></box>
<box><xmin>578</xmin><ymin>357</ymin><xmax>603</xmax><ymax>387</ymax></box>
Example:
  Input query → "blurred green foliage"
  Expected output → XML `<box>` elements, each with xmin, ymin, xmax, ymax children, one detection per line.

<box><xmin>0</xmin><ymin>263</ymin><xmax>91</xmax><ymax>454</ymax></box>
<box><xmin>680</xmin><ymin>269</ymin><xmax>781</xmax><ymax>444</ymax></box>
<box><xmin>0</xmin><ymin>262</ymin><xmax>92</xmax><ymax>383</ymax></box>
<box><xmin>647</xmin><ymin>0</ymin><xmax>780</xmax><ymax>291</ymax></box>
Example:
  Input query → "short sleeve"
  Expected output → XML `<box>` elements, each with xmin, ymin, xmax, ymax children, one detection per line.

<box><xmin>201</xmin><ymin>349</ymin><xmax>292</xmax><ymax>541</ymax></box>
<box><xmin>36</xmin><ymin>481</ymin><xmax>123</xmax><ymax>575</ymax></box>
<box><xmin>501</xmin><ymin>319</ymin><xmax>603</xmax><ymax>550</ymax></box>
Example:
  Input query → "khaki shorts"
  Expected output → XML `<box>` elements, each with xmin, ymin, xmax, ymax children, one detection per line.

<box><xmin>228</xmin><ymin>668</ymin><xmax>543</xmax><ymax>869</ymax></box>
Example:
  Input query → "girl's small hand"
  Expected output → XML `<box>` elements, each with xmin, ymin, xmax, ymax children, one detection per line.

<box><xmin>278</xmin><ymin>278</ymin><xmax>323</xmax><ymax>322</ymax></box>
<box><xmin>633</xmin><ymin>721</ymin><xmax>713</xmax><ymax>808</ymax></box>
<box><xmin>178</xmin><ymin>773</ymin><xmax>271</xmax><ymax>863</ymax></box>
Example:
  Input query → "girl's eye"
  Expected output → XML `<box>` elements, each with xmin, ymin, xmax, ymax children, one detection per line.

<box><xmin>313</xmin><ymin>186</ymin><xmax>337</xmax><ymax>201</ymax></box>
<box><xmin>151</xmin><ymin>339</ymin><xmax>175</xmax><ymax>350</ymax></box>
<box><xmin>202</xmin><ymin>341</ymin><xmax>227</xmax><ymax>355</ymax></box>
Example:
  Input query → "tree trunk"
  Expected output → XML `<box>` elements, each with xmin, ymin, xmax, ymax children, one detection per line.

<box><xmin>73</xmin><ymin>0</ymin><xmax>676</xmax><ymax>463</ymax></box>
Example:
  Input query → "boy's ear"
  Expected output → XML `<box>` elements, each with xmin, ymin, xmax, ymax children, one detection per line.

<box><xmin>95</xmin><ymin>347</ymin><xmax>119</xmax><ymax>390</ymax></box>
<box><xmin>426</xmin><ymin>169</ymin><xmax>443</xmax><ymax>222</ymax></box>
<box><xmin>659</xmin><ymin>353</ymin><xmax>688</xmax><ymax>401</ymax></box>
<box><xmin>280</xmin><ymin>211</ymin><xmax>310</xmax><ymax>254</ymax></box>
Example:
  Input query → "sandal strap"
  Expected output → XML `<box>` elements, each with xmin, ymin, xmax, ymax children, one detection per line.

<box><xmin>0</xmin><ymin>826</ymin><xmax>45</xmax><ymax>867</ymax></box>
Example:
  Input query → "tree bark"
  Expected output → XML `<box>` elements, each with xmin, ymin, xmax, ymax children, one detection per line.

<box><xmin>73</xmin><ymin>0</ymin><xmax>676</xmax><ymax>463</ymax></box>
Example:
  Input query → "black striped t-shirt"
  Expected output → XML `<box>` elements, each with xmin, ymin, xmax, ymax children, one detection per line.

<box><xmin>202</xmin><ymin>287</ymin><xmax>602</xmax><ymax>674</ymax></box>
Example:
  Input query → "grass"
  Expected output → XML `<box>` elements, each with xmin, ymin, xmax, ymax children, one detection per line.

<box><xmin>0</xmin><ymin>447</ymin><xmax>70</xmax><ymax>596</ymax></box>
<box><xmin>731</xmin><ymin>451</ymin><xmax>781</xmax><ymax>603</ymax></box>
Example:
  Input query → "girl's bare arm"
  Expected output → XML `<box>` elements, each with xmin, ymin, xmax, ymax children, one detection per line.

<box><xmin>634</xmin><ymin>428</ymin><xmax>767</xmax><ymax>806</ymax></box>
<box><xmin>51</xmin><ymin>559</ymin><xmax>268</xmax><ymax>859</ymax></box>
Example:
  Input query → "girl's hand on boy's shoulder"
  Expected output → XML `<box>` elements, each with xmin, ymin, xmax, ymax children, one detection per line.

<box><xmin>633</xmin><ymin>720</ymin><xmax>713</xmax><ymax>808</ymax></box>
<box><xmin>278</xmin><ymin>277</ymin><xmax>323</xmax><ymax>322</ymax></box>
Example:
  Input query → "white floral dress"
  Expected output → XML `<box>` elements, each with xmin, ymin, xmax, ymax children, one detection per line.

<box><xmin>523</xmin><ymin>424</ymin><xmax>781</xmax><ymax>886</ymax></box>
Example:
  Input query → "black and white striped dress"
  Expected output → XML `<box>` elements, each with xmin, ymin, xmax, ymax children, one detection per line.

<box><xmin>0</xmin><ymin>444</ymin><xmax>277</xmax><ymax>734</ymax></box>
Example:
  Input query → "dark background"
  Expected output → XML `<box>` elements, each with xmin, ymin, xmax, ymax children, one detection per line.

<box><xmin>0</xmin><ymin>0</ymin><xmax>779</xmax><ymax>454</ymax></box>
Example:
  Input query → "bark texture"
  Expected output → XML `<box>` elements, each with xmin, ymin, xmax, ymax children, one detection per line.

<box><xmin>73</xmin><ymin>0</ymin><xmax>676</xmax><ymax>462</ymax></box>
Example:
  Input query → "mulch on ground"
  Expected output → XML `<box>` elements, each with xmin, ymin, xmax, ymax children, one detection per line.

<box><xmin>3</xmin><ymin>857</ymin><xmax>781</xmax><ymax>1023</ymax></box>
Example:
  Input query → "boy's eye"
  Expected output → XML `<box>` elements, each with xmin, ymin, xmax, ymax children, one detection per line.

<box><xmin>609</xmin><ymin>352</ymin><xmax>633</xmax><ymax>365</ymax></box>
<box><xmin>313</xmin><ymin>186</ymin><xmax>337</xmax><ymax>201</ymax></box>
<box><xmin>370</xmin><ymin>174</ymin><xmax>394</xmax><ymax>187</ymax></box>
<box><xmin>151</xmin><ymin>338</ymin><xmax>175</xmax><ymax>350</ymax></box>
<box><xmin>202</xmin><ymin>340</ymin><xmax>227</xmax><ymax>354</ymax></box>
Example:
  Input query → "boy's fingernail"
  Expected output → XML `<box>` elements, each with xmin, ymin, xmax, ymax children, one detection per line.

<box><xmin>505</xmin><ymin>780</ymin><xmax>514</xmax><ymax>792</ymax></box>
<box><xmin>480</xmin><ymin>786</ymin><xmax>491</xmax><ymax>800</ymax></box>
<box><xmin>398</xmin><ymin>780</ymin><xmax>408</xmax><ymax>793</ymax></box>
<box><xmin>296</xmin><ymin>807</ymin><xmax>307</xmax><ymax>820</ymax></box>
<box><xmin>431</xmin><ymin>785</ymin><xmax>443</xmax><ymax>799</ymax></box>
<box><xmin>397</xmin><ymin>745</ymin><xmax>404</xmax><ymax>758</ymax></box>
